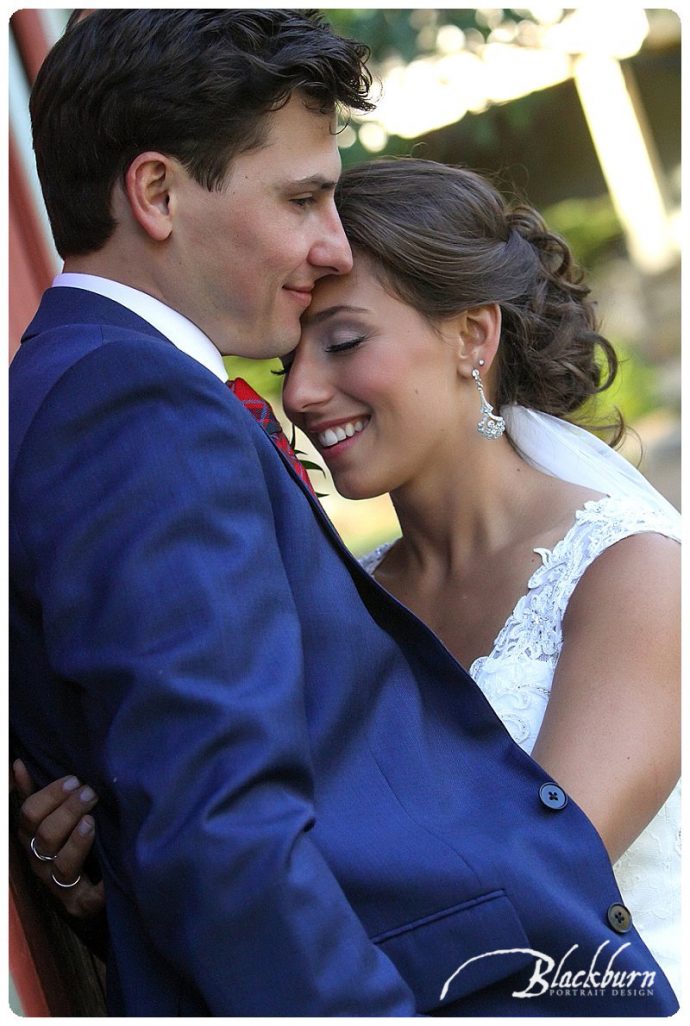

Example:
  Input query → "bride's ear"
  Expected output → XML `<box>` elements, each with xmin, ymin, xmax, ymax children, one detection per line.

<box><xmin>455</xmin><ymin>303</ymin><xmax>501</xmax><ymax>378</ymax></box>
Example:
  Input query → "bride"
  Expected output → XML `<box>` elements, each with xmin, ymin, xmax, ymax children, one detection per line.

<box><xmin>15</xmin><ymin>158</ymin><xmax>681</xmax><ymax>994</ymax></box>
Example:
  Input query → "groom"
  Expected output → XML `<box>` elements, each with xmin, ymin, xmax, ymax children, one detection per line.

<box><xmin>10</xmin><ymin>9</ymin><xmax>676</xmax><ymax>1017</ymax></box>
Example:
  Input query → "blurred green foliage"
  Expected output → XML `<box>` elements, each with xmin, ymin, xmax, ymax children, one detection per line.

<box><xmin>582</xmin><ymin>342</ymin><xmax>659</xmax><ymax>446</ymax></box>
<box><xmin>612</xmin><ymin>346</ymin><xmax>658</xmax><ymax>425</ymax></box>
<box><xmin>543</xmin><ymin>196</ymin><xmax>625</xmax><ymax>269</ymax></box>
<box><xmin>224</xmin><ymin>355</ymin><xmax>284</xmax><ymax>401</ymax></box>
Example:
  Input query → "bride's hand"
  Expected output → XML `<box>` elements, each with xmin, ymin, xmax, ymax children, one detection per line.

<box><xmin>12</xmin><ymin>759</ymin><xmax>106</xmax><ymax>919</ymax></box>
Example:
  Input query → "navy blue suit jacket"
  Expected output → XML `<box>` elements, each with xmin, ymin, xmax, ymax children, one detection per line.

<box><xmin>9</xmin><ymin>288</ymin><xmax>677</xmax><ymax>1015</ymax></box>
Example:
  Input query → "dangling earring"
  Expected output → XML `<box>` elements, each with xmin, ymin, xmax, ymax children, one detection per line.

<box><xmin>472</xmin><ymin>367</ymin><xmax>505</xmax><ymax>439</ymax></box>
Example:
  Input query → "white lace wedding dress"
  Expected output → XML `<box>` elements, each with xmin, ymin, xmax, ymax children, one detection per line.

<box><xmin>361</xmin><ymin>495</ymin><xmax>681</xmax><ymax>996</ymax></box>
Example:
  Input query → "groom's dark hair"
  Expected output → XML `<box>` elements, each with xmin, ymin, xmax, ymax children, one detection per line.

<box><xmin>31</xmin><ymin>9</ymin><xmax>373</xmax><ymax>258</ymax></box>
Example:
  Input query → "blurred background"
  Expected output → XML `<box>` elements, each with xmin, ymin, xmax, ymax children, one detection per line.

<box><xmin>10</xmin><ymin>7</ymin><xmax>681</xmax><ymax>557</ymax></box>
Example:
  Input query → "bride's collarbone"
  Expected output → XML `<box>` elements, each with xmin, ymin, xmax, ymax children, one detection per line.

<box><xmin>377</xmin><ymin>552</ymin><xmax>544</xmax><ymax>669</ymax></box>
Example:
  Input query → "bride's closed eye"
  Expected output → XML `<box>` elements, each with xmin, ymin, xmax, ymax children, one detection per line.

<box><xmin>325</xmin><ymin>335</ymin><xmax>367</xmax><ymax>354</ymax></box>
<box><xmin>272</xmin><ymin>334</ymin><xmax>368</xmax><ymax>376</ymax></box>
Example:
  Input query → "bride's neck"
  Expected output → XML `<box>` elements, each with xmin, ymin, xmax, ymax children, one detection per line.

<box><xmin>390</xmin><ymin>439</ymin><xmax>540</xmax><ymax>573</ymax></box>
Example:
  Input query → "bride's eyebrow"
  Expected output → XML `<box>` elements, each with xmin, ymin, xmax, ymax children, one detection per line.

<box><xmin>304</xmin><ymin>304</ymin><xmax>369</xmax><ymax>325</ymax></box>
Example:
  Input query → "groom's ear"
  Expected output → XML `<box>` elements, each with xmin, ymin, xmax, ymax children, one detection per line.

<box><xmin>455</xmin><ymin>303</ymin><xmax>502</xmax><ymax>377</ymax></box>
<box><xmin>122</xmin><ymin>152</ymin><xmax>176</xmax><ymax>242</ymax></box>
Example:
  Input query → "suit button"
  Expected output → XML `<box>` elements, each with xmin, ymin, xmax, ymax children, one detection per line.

<box><xmin>607</xmin><ymin>902</ymin><xmax>633</xmax><ymax>933</ymax></box>
<box><xmin>539</xmin><ymin>782</ymin><xmax>568</xmax><ymax>810</ymax></box>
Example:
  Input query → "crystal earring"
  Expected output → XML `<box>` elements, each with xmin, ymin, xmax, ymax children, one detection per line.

<box><xmin>472</xmin><ymin>368</ymin><xmax>505</xmax><ymax>440</ymax></box>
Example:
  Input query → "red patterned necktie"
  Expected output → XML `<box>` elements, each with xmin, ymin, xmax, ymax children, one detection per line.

<box><xmin>227</xmin><ymin>377</ymin><xmax>316</xmax><ymax>497</ymax></box>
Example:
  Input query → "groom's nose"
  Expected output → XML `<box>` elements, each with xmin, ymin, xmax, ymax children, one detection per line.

<box><xmin>308</xmin><ymin>201</ymin><xmax>353</xmax><ymax>276</ymax></box>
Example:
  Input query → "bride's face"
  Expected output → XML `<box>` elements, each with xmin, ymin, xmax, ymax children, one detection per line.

<box><xmin>282</xmin><ymin>254</ymin><xmax>469</xmax><ymax>499</ymax></box>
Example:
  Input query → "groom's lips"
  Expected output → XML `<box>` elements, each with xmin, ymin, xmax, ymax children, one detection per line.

<box><xmin>284</xmin><ymin>285</ymin><xmax>314</xmax><ymax>308</ymax></box>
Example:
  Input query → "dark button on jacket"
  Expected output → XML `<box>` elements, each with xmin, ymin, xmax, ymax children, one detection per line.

<box><xmin>539</xmin><ymin>782</ymin><xmax>568</xmax><ymax>810</ymax></box>
<box><xmin>607</xmin><ymin>902</ymin><xmax>633</xmax><ymax>933</ymax></box>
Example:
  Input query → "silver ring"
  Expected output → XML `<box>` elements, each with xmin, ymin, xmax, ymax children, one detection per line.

<box><xmin>31</xmin><ymin>835</ymin><xmax>58</xmax><ymax>862</ymax></box>
<box><xmin>51</xmin><ymin>872</ymin><xmax>81</xmax><ymax>889</ymax></box>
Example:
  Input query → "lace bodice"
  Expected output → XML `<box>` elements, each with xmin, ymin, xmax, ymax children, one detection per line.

<box><xmin>361</xmin><ymin>496</ymin><xmax>681</xmax><ymax>994</ymax></box>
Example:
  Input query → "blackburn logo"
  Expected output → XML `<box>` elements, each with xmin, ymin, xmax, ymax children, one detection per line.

<box><xmin>440</xmin><ymin>941</ymin><xmax>656</xmax><ymax>1001</ymax></box>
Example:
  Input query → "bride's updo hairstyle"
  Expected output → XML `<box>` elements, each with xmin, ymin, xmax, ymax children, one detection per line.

<box><xmin>335</xmin><ymin>158</ymin><xmax>621</xmax><ymax>438</ymax></box>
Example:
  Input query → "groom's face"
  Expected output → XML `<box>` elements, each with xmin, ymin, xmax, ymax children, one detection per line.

<box><xmin>168</xmin><ymin>92</ymin><xmax>353</xmax><ymax>358</ymax></box>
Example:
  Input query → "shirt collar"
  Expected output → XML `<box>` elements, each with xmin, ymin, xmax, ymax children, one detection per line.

<box><xmin>51</xmin><ymin>272</ymin><xmax>227</xmax><ymax>382</ymax></box>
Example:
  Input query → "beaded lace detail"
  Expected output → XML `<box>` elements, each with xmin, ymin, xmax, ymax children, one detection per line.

<box><xmin>361</xmin><ymin>496</ymin><xmax>681</xmax><ymax>994</ymax></box>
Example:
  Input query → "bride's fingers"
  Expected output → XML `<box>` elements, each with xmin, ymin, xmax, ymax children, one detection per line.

<box><xmin>11</xmin><ymin>758</ymin><xmax>36</xmax><ymax>800</ymax></box>
<box><xmin>49</xmin><ymin>812</ymin><xmax>97</xmax><ymax>883</ymax></box>
<box><xmin>19</xmin><ymin>777</ymin><xmax>98</xmax><ymax>856</ymax></box>
<box><xmin>11</xmin><ymin>764</ymin><xmax>105</xmax><ymax>920</ymax></box>
<box><xmin>60</xmin><ymin>877</ymin><xmax>106</xmax><ymax>920</ymax></box>
<box><xmin>48</xmin><ymin>815</ymin><xmax>106</xmax><ymax>918</ymax></box>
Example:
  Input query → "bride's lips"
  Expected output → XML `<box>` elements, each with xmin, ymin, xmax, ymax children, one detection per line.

<box><xmin>309</xmin><ymin>416</ymin><xmax>370</xmax><ymax>460</ymax></box>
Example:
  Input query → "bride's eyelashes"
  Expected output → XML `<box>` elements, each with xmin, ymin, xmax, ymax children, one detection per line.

<box><xmin>272</xmin><ymin>335</ymin><xmax>367</xmax><ymax>377</ymax></box>
<box><xmin>325</xmin><ymin>335</ymin><xmax>367</xmax><ymax>354</ymax></box>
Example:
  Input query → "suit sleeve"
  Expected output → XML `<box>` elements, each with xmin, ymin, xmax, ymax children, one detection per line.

<box><xmin>13</xmin><ymin>341</ymin><xmax>417</xmax><ymax>1015</ymax></box>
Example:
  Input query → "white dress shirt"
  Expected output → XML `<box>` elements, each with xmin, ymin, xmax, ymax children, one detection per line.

<box><xmin>52</xmin><ymin>272</ymin><xmax>227</xmax><ymax>382</ymax></box>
